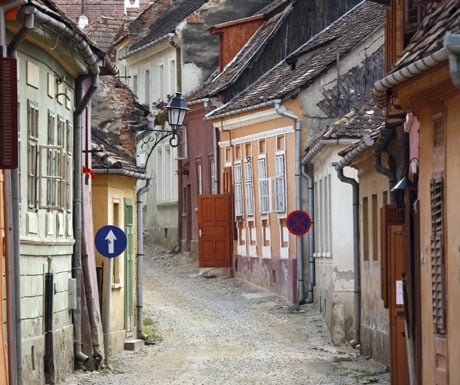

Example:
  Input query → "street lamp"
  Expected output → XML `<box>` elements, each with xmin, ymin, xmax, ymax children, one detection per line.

<box><xmin>138</xmin><ymin>92</ymin><xmax>189</xmax><ymax>166</ymax></box>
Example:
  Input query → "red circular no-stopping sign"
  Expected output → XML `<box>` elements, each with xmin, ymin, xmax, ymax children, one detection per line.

<box><xmin>286</xmin><ymin>210</ymin><xmax>312</xmax><ymax>236</ymax></box>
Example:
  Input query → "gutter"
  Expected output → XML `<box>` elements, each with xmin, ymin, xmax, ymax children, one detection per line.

<box><xmin>273</xmin><ymin>100</ymin><xmax>304</xmax><ymax>304</ymax></box>
<box><xmin>206</xmin><ymin>100</ymin><xmax>277</xmax><ymax>120</ymax></box>
<box><xmin>373</xmin><ymin>32</ymin><xmax>460</xmax><ymax>107</ymax></box>
<box><xmin>93</xmin><ymin>168</ymin><xmax>147</xmax><ymax>179</ymax></box>
<box><xmin>333</xmin><ymin>134</ymin><xmax>375</xmax><ymax>348</ymax></box>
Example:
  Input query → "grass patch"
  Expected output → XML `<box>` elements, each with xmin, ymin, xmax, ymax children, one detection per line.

<box><xmin>333</xmin><ymin>355</ymin><xmax>353</xmax><ymax>363</ymax></box>
<box><xmin>143</xmin><ymin>317</ymin><xmax>163</xmax><ymax>344</ymax></box>
<box><xmin>355</xmin><ymin>370</ymin><xmax>380</xmax><ymax>383</ymax></box>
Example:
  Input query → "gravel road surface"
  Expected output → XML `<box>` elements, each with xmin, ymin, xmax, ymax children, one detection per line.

<box><xmin>66</xmin><ymin>245</ymin><xmax>390</xmax><ymax>385</ymax></box>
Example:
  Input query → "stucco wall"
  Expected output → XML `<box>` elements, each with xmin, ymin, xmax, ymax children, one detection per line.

<box><xmin>353</xmin><ymin>153</ymin><xmax>390</xmax><ymax>364</ymax></box>
<box><xmin>312</xmin><ymin>148</ymin><xmax>356</xmax><ymax>344</ymax></box>
<box><xmin>92</xmin><ymin>174</ymin><xmax>138</xmax><ymax>354</ymax></box>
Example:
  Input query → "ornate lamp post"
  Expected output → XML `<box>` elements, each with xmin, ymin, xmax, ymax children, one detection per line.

<box><xmin>139</xmin><ymin>92</ymin><xmax>189</xmax><ymax>166</ymax></box>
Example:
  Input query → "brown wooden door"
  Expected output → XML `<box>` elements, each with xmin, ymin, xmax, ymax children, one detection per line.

<box><xmin>388</xmin><ymin>224</ymin><xmax>409</xmax><ymax>385</ymax></box>
<box><xmin>382</xmin><ymin>204</ymin><xmax>409</xmax><ymax>385</ymax></box>
<box><xmin>198</xmin><ymin>194</ymin><xmax>232</xmax><ymax>268</ymax></box>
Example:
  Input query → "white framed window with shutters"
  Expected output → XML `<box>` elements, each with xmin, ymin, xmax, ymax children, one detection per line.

<box><xmin>274</xmin><ymin>153</ymin><xmax>286</xmax><ymax>213</ymax></box>
<box><xmin>258</xmin><ymin>157</ymin><xmax>270</xmax><ymax>214</ymax></box>
<box><xmin>66</xmin><ymin>120</ymin><xmax>73</xmax><ymax>212</ymax></box>
<box><xmin>244</xmin><ymin>159</ymin><xmax>255</xmax><ymax>216</ymax></box>
<box><xmin>27</xmin><ymin>100</ymin><xmax>39</xmax><ymax>209</ymax></box>
<box><xmin>234</xmin><ymin>162</ymin><xmax>243</xmax><ymax>217</ymax></box>
<box><xmin>38</xmin><ymin>110</ymin><xmax>67</xmax><ymax>210</ymax></box>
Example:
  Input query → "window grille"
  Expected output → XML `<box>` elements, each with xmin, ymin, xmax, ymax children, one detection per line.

<box><xmin>430</xmin><ymin>176</ymin><xmax>446</xmax><ymax>335</ymax></box>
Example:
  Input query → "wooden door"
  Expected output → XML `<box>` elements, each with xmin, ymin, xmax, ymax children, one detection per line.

<box><xmin>388</xmin><ymin>225</ymin><xmax>409</xmax><ymax>385</ymax></box>
<box><xmin>382</xmin><ymin>204</ymin><xmax>409</xmax><ymax>385</ymax></box>
<box><xmin>198</xmin><ymin>194</ymin><xmax>232</xmax><ymax>268</ymax></box>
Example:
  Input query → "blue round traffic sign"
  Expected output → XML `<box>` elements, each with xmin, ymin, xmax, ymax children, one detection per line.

<box><xmin>95</xmin><ymin>225</ymin><xmax>127</xmax><ymax>258</ymax></box>
<box><xmin>286</xmin><ymin>210</ymin><xmax>312</xmax><ymax>236</ymax></box>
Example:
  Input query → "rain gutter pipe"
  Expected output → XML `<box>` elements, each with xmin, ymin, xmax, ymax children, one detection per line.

<box><xmin>135</xmin><ymin>176</ymin><xmax>154</xmax><ymax>339</ymax></box>
<box><xmin>373</xmin><ymin>124</ymin><xmax>396</xmax><ymax>203</ymax></box>
<box><xmin>1</xmin><ymin>3</ymin><xmax>31</xmax><ymax>384</ymax></box>
<box><xmin>273</xmin><ymin>100</ymin><xmax>304</xmax><ymax>304</ymax></box>
<box><xmin>301</xmin><ymin>137</ymin><xmax>358</xmax><ymax>304</ymax></box>
<box><xmin>333</xmin><ymin>134</ymin><xmax>374</xmax><ymax>348</ymax></box>
<box><xmin>32</xmin><ymin>6</ymin><xmax>100</xmax><ymax>365</ymax></box>
<box><xmin>446</xmin><ymin>33</ymin><xmax>460</xmax><ymax>89</ymax></box>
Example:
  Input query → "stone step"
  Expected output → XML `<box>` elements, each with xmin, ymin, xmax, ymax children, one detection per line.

<box><xmin>124</xmin><ymin>339</ymin><xmax>144</xmax><ymax>351</ymax></box>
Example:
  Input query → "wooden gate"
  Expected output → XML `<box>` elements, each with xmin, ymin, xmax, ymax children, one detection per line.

<box><xmin>198</xmin><ymin>194</ymin><xmax>232</xmax><ymax>268</ymax></box>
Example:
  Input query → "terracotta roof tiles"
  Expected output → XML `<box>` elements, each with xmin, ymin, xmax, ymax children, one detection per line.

<box><xmin>394</xmin><ymin>0</ymin><xmax>460</xmax><ymax>71</ymax></box>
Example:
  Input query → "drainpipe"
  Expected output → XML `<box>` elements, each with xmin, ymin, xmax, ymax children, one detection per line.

<box><xmin>1</xmin><ymin>2</ymin><xmax>29</xmax><ymax>384</ymax></box>
<box><xmin>273</xmin><ymin>100</ymin><xmax>304</xmax><ymax>304</ymax></box>
<box><xmin>136</xmin><ymin>177</ymin><xmax>154</xmax><ymax>339</ymax></box>
<box><xmin>445</xmin><ymin>33</ymin><xmax>460</xmax><ymax>89</ymax></box>
<box><xmin>333</xmin><ymin>135</ymin><xmax>374</xmax><ymax>348</ymax></box>
<box><xmin>301</xmin><ymin>137</ymin><xmax>358</xmax><ymax>304</ymax></box>
<box><xmin>373</xmin><ymin>124</ymin><xmax>396</xmax><ymax>203</ymax></box>
<box><xmin>300</xmin><ymin>168</ymin><xmax>314</xmax><ymax>303</ymax></box>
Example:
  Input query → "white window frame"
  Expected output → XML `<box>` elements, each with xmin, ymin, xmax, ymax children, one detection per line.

<box><xmin>258</xmin><ymin>157</ymin><xmax>270</xmax><ymax>214</ymax></box>
<box><xmin>144</xmin><ymin>68</ymin><xmax>151</xmax><ymax>107</ymax></box>
<box><xmin>244</xmin><ymin>159</ymin><xmax>254</xmax><ymax>216</ymax></box>
<box><xmin>27</xmin><ymin>101</ymin><xmax>39</xmax><ymax>209</ymax></box>
<box><xmin>156</xmin><ymin>144</ymin><xmax>178</xmax><ymax>203</ymax></box>
<box><xmin>274</xmin><ymin>153</ymin><xmax>286</xmax><ymax>213</ymax></box>
<box><xmin>234</xmin><ymin>162</ymin><xmax>243</xmax><ymax>217</ymax></box>
<box><xmin>39</xmin><ymin>144</ymin><xmax>66</xmax><ymax>210</ymax></box>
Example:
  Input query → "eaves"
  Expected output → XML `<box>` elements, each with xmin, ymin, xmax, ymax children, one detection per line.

<box><xmin>121</xmin><ymin>36</ymin><xmax>172</xmax><ymax>64</ymax></box>
<box><xmin>120</xmin><ymin>34</ymin><xmax>170</xmax><ymax>61</ymax></box>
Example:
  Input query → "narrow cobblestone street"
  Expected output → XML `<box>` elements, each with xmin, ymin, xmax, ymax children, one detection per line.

<box><xmin>67</xmin><ymin>244</ymin><xmax>390</xmax><ymax>385</ymax></box>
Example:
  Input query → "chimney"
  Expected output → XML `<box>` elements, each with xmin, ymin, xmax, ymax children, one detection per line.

<box><xmin>125</xmin><ymin>0</ymin><xmax>140</xmax><ymax>17</ymax></box>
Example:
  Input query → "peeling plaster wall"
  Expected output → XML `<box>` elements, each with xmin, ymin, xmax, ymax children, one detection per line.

<box><xmin>300</xmin><ymin>27</ymin><xmax>384</xmax><ymax>141</ymax></box>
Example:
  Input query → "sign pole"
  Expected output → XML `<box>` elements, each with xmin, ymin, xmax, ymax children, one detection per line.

<box><xmin>95</xmin><ymin>225</ymin><xmax>127</xmax><ymax>367</ymax></box>
<box><xmin>104</xmin><ymin>258</ymin><xmax>112</xmax><ymax>367</ymax></box>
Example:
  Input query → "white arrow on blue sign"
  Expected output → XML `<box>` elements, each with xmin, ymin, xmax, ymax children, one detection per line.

<box><xmin>95</xmin><ymin>225</ymin><xmax>127</xmax><ymax>258</ymax></box>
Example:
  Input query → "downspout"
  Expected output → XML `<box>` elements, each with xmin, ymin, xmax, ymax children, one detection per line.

<box><xmin>333</xmin><ymin>135</ymin><xmax>374</xmax><ymax>348</ymax></box>
<box><xmin>300</xmin><ymin>167</ymin><xmax>314</xmax><ymax>303</ymax></box>
<box><xmin>273</xmin><ymin>100</ymin><xmax>304</xmax><ymax>304</ymax></box>
<box><xmin>73</xmin><ymin>77</ymin><xmax>90</xmax><ymax>366</ymax></box>
<box><xmin>373</xmin><ymin>124</ymin><xmax>396</xmax><ymax>202</ymax></box>
<box><xmin>445</xmin><ymin>33</ymin><xmax>460</xmax><ymax>89</ymax></box>
<box><xmin>136</xmin><ymin>177</ymin><xmax>154</xmax><ymax>339</ymax></box>
<box><xmin>1</xmin><ymin>2</ymin><xmax>29</xmax><ymax>384</ymax></box>
<box><xmin>301</xmin><ymin>137</ymin><xmax>358</xmax><ymax>304</ymax></box>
